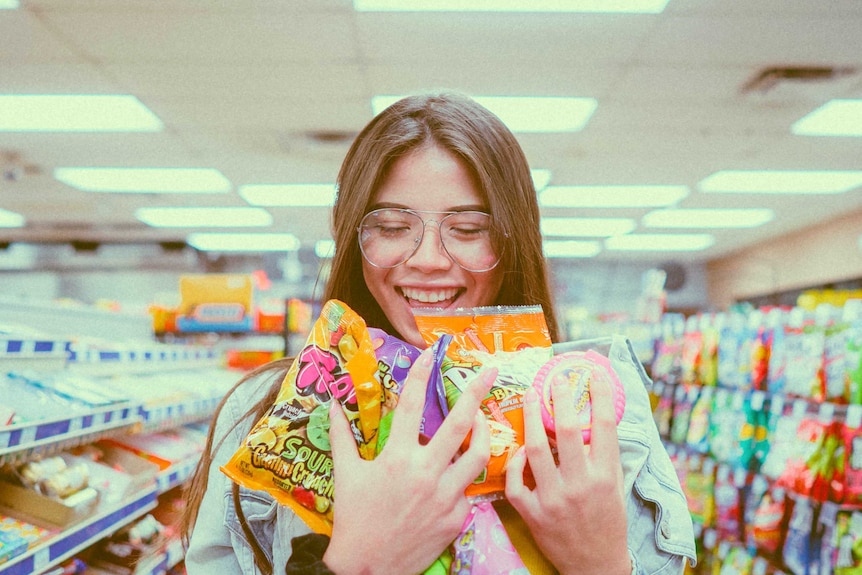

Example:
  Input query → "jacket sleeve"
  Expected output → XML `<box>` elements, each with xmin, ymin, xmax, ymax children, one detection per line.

<box><xmin>185</xmin><ymin>376</ymin><xmax>275</xmax><ymax>575</ymax></box>
<box><xmin>612</xmin><ymin>335</ymin><xmax>697</xmax><ymax>575</ymax></box>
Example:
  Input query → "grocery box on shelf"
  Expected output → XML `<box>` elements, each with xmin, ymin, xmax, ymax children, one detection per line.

<box><xmin>0</xmin><ymin>514</ymin><xmax>52</xmax><ymax>566</ymax></box>
<box><xmin>0</xmin><ymin>480</ymin><xmax>99</xmax><ymax>528</ymax></box>
<box><xmin>71</xmin><ymin>443</ymin><xmax>161</xmax><ymax>501</ymax></box>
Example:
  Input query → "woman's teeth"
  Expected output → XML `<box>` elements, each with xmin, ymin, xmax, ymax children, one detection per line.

<box><xmin>400</xmin><ymin>287</ymin><xmax>460</xmax><ymax>304</ymax></box>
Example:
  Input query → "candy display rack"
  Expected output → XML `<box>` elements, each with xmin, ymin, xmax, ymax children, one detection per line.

<box><xmin>0</xmin><ymin>302</ymin><xmax>232</xmax><ymax>575</ymax></box>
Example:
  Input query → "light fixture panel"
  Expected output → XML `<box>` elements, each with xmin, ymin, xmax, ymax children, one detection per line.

<box><xmin>792</xmin><ymin>99</ymin><xmax>862</xmax><ymax>137</ymax></box>
<box><xmin>540</xmin><ymin>185</ymin><xmax>688</xmax><ymax>208</ymax></box>
<box><xmin>542</xmin><ymin>240</ymin><xmax>601</xmax><ymax>258</ymax></box>
<box><xmin>541</xmin><ymin>217</ymin><xmax>635</xmax><ymax>237</ymax></box>
<box><xmin>315</xmin><ymin>240</ymin><xmax>336</xmax><ymax>259</ymax></box>
<box><xmin>605</xmin><ymin>233</ymin><xmax>714</xmax><ymax>252</ymax></box>
<box><xmin>354</xmin><ymin>0</ymin><xmax>669</xmax><ymax>13</ymax></box>
<box><xmin>135</xmin><ymin>207</ymin><xmax>273</xmax><ymax>228</ymax></box>
<box><xmin>239</xmin><ymin>184</ymin><xmax>337</xmax><ymax>207</ymax></box>
<box><xmin>642</xmin><ymin>209</ymin><xmax>774</xmax><ymax>229</ymax></box>
<box><xmin>187</xmin><ymin>233</ymin><xmax>301</xmax><ymax>252</ymax></box>
<box><xmin>55</xmin><ymin>168</ymin><xmax>231</xmax><ymax>193</ymax></box>
<box><xmin>0</xmin><ymin>208</ymin><xmax>25</xmax><ymax>228</ymax></box>
<box><xmin>699</xmin><ymin>170</ymin><xmax>862</xmax><ymax>194</ymax></box>
<box><xmin>0</xmin><ymin>95</ymin><xmax>163</xmax><ymax>132</ymax></box>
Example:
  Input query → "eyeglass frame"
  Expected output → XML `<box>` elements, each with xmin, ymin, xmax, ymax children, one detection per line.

<box><xmin>356</xmin><ymin>207</ymin><xmax>507</xmax><ymax>272</ymax></box>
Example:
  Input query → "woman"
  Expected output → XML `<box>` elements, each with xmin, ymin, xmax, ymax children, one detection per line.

<box><xmin>182</xmin><ymin>92</ymin><xmax>696</xmax><ymax>574</ymax></box>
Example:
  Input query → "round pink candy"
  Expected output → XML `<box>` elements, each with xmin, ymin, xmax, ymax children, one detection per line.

<box><xmin>532</xmin><ymin>350</ymin><xmax>626</xmax><ymax>443</ymax></box>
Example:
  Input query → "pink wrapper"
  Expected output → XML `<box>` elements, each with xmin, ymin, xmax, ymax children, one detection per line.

<box><xmin>532</xmin><ymin>350</ymin><xmax>626</xmax><ymax>443</ymax></box>
<box><xmin>451</xmin><ymin>502</ymin><xmax>527</xmax><ymax>574</ymax></box>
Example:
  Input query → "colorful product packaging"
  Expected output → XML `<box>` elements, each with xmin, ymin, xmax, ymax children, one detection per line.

<box><xmin>450</xmin><ymin>502</ymin><xmax>527</xmax><ymax>574</ymax></box>
<box><xmin>414</xmin><ymin>306</ymin><xmax>626</xmax><ymax>500</ymax></box>
<box><xmin>531</xmin><ymin>349</ymin><xmax>625</xmax><ymax>444</ymax></box>
<box><xmin>367</xmin><ymin>327</ymin><xmax>423</xmax><ymax>452</ymax></box>
<box><xmin>220</xmin><ymin>299</ymin><xmax>381</xmax><ymax>534</ymax></box>
<box><xmin>685</xmin><ymin>387</ymin><xmax>713</xmax><ymax>455</ymax></box>
<box><xmin>414</xmin><ymin>306</ymin><xmax>553</xmax><ymax>499</ymax></box>
<box><xmin>413</xmin><ymin>305</ymin><xmax>551</xmax><ymax>357</ymax></box>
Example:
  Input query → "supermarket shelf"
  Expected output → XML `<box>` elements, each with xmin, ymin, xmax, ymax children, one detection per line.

<box><xmin>131</xmin><ymin>538</ymin><xmax>185</xmax><ymax>575</ymax></box>
<box><xmin>156</xmin><ymin>456</ymin><xmax>200</xmax><ymax>494</ymax></box>
<box><xmin>0</xmin><ymin>338</ymin><xmax>70</xmax><ymax>359</ymax></box>
<box><xmin>0</xmin><ymin>488</ymin><xmax>158</xmax><ymax>575</ymax></box>
<box><xmin>68</xmin><ymin>346</ymin><xmax>219</xmax><ymax>365</ymax></box>
<box><xmin>0</xmin><ymin>405</ymin><xmax>137</xmax><ymax>467</ymax></box>
<box><xmin>0</xmin><ymin>298</ymin><xmax>153</xmax><ymax>342</ymax></box>
<box><xmin>2</xmin><ymin>332</ymin><xmax>219</xmax><ymax>372</ymax></box>
<box><xmin>139</xmin><ymin>397</ymin><xmax>220</xmax><ymax>433</ymax></box>
<box><xmin>0</xmin><ymin>396</ymin><xmax>221</xmax><ymax>466</ymax></box>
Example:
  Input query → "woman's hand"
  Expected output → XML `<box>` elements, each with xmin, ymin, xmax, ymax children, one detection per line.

<box><xmin>505</xmin><ymin>374</ymin><xmax>631</xmax><ymax>575</ymax></box>
<box><xmin>324</xmin><ymin>349</ymin><xmax>496</xmax><ymax>575</ymax></box>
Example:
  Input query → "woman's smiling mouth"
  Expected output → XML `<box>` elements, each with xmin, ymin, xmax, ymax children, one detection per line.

<box><xmin>399</xmin><ymin>286</ymin><xmax>463</xmax><ymax>307</ymax></box>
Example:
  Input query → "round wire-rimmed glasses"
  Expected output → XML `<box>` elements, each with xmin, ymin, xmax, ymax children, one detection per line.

<box><xmin>357</xmin><ymin>208</ymin><xmax>503</xmax><ymax>272</ymax></box>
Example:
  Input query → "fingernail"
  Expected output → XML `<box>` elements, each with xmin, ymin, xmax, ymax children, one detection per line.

<box><xmin>481</xmin><ymin>367</ymin><xmax>498</xmax><ymax>389</ymax></box>
<box><xmin>421</xmin><ymin>348</ymin><xmax>433</xmax><ymax>367</ymax></box>
<box><xmin>525</xmin><ymin>387</ymin><xmax>538</xmax><ymax>403</ymax></box>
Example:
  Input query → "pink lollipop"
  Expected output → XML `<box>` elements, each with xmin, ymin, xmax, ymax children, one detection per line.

<box><xmin>532</xmin><ymin>350</ymin><xmax>626</xmax><ymax>443</ymax></box>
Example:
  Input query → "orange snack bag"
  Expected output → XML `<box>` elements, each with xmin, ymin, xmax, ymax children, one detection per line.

<box><xmin>414</xmin><ymin>306</ymin><xmax>552</xmax><ymax>499</ymax></box>
<box><xmin>414</xmin><ymin>305</ymin><xmax>551</xmax><ymax>358</ymax></box>
<box><xmin>220</xmin><ymin>299</ymin><xmax>381</xmax><ymax>534</ymax></box>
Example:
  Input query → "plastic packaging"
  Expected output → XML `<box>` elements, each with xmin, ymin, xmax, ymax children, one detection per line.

<box><xmin>531</xmin><ymin>349</ymin><xmax>625</xmax><ymax>443</ymax></box>
<box><xmin>220</xmin><ymin>299</ymin><xmax>381</xmax><ymax>534</ymax></box>
<box><xmin>450</xmin><ymin>502</ymin><xmax>528</xmax><ymax>574</ymax></box>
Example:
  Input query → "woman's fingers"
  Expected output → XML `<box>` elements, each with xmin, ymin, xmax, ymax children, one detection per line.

<box><xmin>426</xmin><ymin>367</ymin><xmax>496</xmax><ymax>464</ymax></box>
<box><xmin>551</xmin><ymin>378</ymin><xmax>588</xmax><ymax>479</ymax></box>
<box><xmin>520</xmin><ymin>386</ymin><xmax>557</xmax><ymax>488</ymax></box>
<box><xmin>443</xmin><ymin>410</ymin><xmax>491</xmax><ymax>488</ymax></box>
<box><xmin>584</xmin><ymin>375</ymin><xmax>621</xmax><ymax>469</ymax></box>
<box><xmin>328</xmin><ymin>400</ymin><xmax>361</xmax><ymax>471</ymax></box>
<box><xmin>504</xmin><ymin>445</ymin><xmax>539</xmax><ymax>516</ymax></box>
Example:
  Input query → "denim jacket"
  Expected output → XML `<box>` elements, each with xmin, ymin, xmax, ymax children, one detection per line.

<box><xmin>186</xmin><ymin>335</ymin><xmax>697</xmax><ymax>575</ymax></box>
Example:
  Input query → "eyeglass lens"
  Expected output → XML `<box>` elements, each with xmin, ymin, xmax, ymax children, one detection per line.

<box><xmin>358</xmin><ymin>209</ymin><xmax>500</xmax><ymax>272</ymax></box>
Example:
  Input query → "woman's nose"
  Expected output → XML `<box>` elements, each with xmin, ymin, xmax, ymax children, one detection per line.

<box><xmin>405</xmin><ymin>221</ymin><xmax>453</xmax><ymax>270</ymax></box>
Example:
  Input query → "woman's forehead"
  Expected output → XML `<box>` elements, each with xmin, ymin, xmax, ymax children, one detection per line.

<box><xmin>372</xmin><ymin>145</ymin><xmax>485</xmax><ymax>211</ymax></box>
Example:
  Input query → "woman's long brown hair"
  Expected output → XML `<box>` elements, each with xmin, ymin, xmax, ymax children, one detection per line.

<box><xmin>180</xmin><ymin>91</ymin><xmax>560</xmax><ymax>547</ymax></box>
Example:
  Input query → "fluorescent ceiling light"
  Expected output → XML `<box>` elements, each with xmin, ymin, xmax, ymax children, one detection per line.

<box><xmin>187</xmin><ymin>233</ymin><xmax>300</xmax><ymax>252</ymax></box>
<box><xmin>605</xmin><ymin>233</ymin><xmax>714</xmax><ymax>252</ymax></box>
<box><xmin>540</xmin><ymin>185</ymin><xmax>688</xmax><ymax>208</ymax></box>
<box><xmin>541</xmin><ymin>217</ymin><xmax>635</xmax><ymax>237</ymax></box>
<box><xmin>372</xmin><ymin>95</ymin><xmax>597</xmax><ymax>133</ymax></box>
<box><xmin>543</xmin><ymin>240</ymin><xmax>601</xmax><ymax>258</ymax></box>
<box><xmin>699</xmin><ymin>170</ymin><xmax>862</xmax><ymax>194</ymax></box>
<box><xmin>0</xmin><ymin>95</ymin><xmax>162</xmax><ymax>132</ymax></box>
<box><xmin>642</xmin><ymin>208</ymin><xmax>774</xmax><ymax>229</ymax></box>
<box><xmin>531</xmin><ymin>169</ymin><xmax>552</xmax><ymax>191</ymax></box>
<box><xmin>240</xmin><ymin>184</ymin><xmax>337</xmax><ymax>207</ymax></box>
<box><xmin>135</xmin><ymin>207</ymin><xmax>273</xmax><ymax>228</ymax></box>
<box><xmin>354</xmin><ymin>0</ymin><xmax>669</xmax><ymax>13</ymax></box>
<box><xmin>55</xmin><ymin>168</ymin><xmax>231</xmax><ymax>193</ymax></box>
<box><xmin>0</xmin><ymin>208</ymin><xmax>25</xmax><ymax>228</ymax></box>
<box><xmin>315</xmin><ymin>240</ymin><xmax>336</xmax><ymax>259</ymax></box>
<box><xmin>792</xmin><ymin>99</ymin><xmax>862</xmax><ymax>137</ymax></box>
<box><xmin>0</xmin><ymin>0</ymin><xmax>20</xmax><ymax>8</ymax></box>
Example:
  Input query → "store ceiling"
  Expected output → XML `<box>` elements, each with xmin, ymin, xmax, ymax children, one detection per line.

<box><xmin>1</xmin><ymin>0</ymin><xmax>861</xmax><ymax>266</ymax></box>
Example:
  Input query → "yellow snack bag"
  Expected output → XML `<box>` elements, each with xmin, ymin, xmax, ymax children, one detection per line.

<box><xmin>220</xmin><ymin>299</ymin><xmax>381</xmax><ymax>534</ymax></box>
